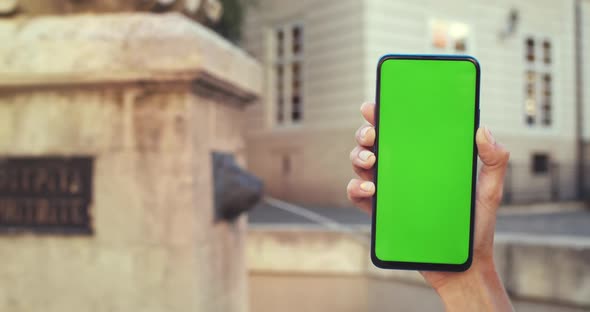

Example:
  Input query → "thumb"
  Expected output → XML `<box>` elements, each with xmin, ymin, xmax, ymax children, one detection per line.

<box><xmin>475</xmin><ymin>127</ymin><xmax>510</xmax><ymax>210</ymax></box>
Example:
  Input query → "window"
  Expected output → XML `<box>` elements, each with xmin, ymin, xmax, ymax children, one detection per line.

<box><xmin>542</xmin><ymin>40</ymin><xmax>551</xmax><ymax>64</ymax></box>
<box><xmin>273</xmin><ymin>23</ymin><xmax>304</xmax><ymax>126</ymax></box>
<box><xmin>525</xmin><ymin>71</ymin><xmax>536</xmax><ymax>125</ymax></box>
<box><xmin>276</xmin><ymin>64</ymin><xmax>284</xmax><ymax>123</ymax></box>
<box><xmin>431</xmin><ymin>20</ymin><xmax>470</xmax><ymax>54</ymax></box>
<box><xmin>541</xmin><ymin>74</ymin><xmax>551</xmax><ymax>125</ymax></box>
<box><xmin>531</xmin><ymin>153</ymin><xmax>549</xmax><ymax>175</ymax></box>
<box><xmin>292</xmin><ymin>62</ymin><xmax>302</xmax><ymax>121</ymax></box>
<box><xmin>526</xmin><ymin>38</ymin><xmax>535</xmax><ymax>62</ymax></box>
<box><xmin>524</xmin><ymin>37</ymin><xmax>552</xmax><ymax>127</ymax></box>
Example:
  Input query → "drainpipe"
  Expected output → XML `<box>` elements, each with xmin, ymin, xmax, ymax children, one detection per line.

<box><xmin>575</xmin><ymin>0</ymin><xmax>586</xmax><ymax>200</ymax></box>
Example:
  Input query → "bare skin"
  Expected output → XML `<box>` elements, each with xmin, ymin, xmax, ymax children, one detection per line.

<box><xmin>347</xmin><ymin>102</ymin><xmax>514</xmax><ymax>312</ymax></box>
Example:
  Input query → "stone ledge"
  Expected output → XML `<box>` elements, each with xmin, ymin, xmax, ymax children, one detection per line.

<box><xmin>0</xmin><ymin>13</ymin><xmax>261</xmax><ymax>103</ymax></box>
<box><xmin>494</xmin><ymin>233</ymin><xmax>590</xmax><ymax>307</ymax></box>
<box><xmin>247</xmin><ymin>227</ymin><xmax>368</xmax><ymax>276</ymax></box>
<box><xmin>247</xmin><ymin>227</ymin><xmax>590</xmax><ymax>308</ymax></box>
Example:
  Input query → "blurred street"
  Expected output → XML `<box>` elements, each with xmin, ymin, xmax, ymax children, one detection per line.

<box><xmin>250</xmin><ymin>201</ymin><xmax>590</xmax><ymax>237</ymax></box>
<box><xmin>248</xmin><ymin>199</ymin><xmax>590</xmax><ymax>312</ymax></box>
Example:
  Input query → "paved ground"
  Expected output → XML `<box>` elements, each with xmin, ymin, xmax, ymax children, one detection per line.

<box><xmin>249</xmin><ymin>201</ymin><xmax>590</xmax><ymax>237</ymax></box>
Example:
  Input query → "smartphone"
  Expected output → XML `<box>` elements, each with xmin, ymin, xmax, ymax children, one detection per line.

<box><xmin>371</xmin><ymin>55</ymin><xmax>480</xmax><ymax>271</ymax></box>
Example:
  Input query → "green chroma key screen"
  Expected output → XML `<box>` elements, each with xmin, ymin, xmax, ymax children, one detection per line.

<box><xmin>372</xmin><ymin>55</ymin><xmax>479</xmax><ymax>271</ymax></box>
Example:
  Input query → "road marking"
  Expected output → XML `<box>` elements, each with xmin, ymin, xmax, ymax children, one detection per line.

<box><xmin>495</xmin><ymin>232</ymin><xmax>590</xmax><ymax>248</ymax></box>
<box><xmin>263</xmin><ymin>197</ymin><xmax>370</xmax><ymax>245</ymax></box>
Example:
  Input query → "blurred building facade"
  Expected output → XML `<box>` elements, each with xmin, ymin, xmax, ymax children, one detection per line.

<box><xmin>242</xmin><ymin>0</ymin><xmax>590</xmax><ymax>207</ymax></box>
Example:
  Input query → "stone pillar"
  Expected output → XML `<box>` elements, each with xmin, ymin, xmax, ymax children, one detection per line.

<box><xmin>0</xmin><ymin>13</ymin><xmax>261</xmax><ymax>312</ymax></box>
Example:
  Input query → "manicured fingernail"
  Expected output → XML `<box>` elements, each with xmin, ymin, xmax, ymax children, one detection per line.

<box><xmin>485</xmin><ymin>127</ymin><xmax>496</xmax><ymax>145</ymax></box>
<box><xmin>360</xmin><ymin>182</ymin><xmax>374</xmax><ymax>192</ymax></box>
<box><xmin>360</xmin><ymin>102</ymin><xmax>369</xmax><ymax>111</ymax></box>
<box><xmin>361</xmin><ymin>127</ymin><xmax>370</xmax><ymax>138</ymax></box>
<box><xmin>359</xmin><ymin>150</ymin><xmax>373</xmax><ymax>161</ymax></box>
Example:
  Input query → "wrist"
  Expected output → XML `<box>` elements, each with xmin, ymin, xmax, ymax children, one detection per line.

<box><xmin>433</xmin><ymin>257</ymin><xmax>512</xmax><ymax>312</ymax></box>
<box><xmin>433</xmin><ymin>256</ymin><xmax>497</xmax><ymax>293</ymax></box>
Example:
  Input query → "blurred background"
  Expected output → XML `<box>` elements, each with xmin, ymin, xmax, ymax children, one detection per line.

<box><xmin>0</xmin><ymin>0</ymin><xmax>588</xmax><ymax>311</ymax></box>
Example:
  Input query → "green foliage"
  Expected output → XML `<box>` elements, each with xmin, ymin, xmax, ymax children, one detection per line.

<box><xmin>211</xmin><ymin>0</ymin><xmax>253</xmax><ymax>44</ymax></box>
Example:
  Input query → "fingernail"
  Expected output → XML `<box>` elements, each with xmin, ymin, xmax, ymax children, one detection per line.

<box><xmin>359</xmin><ymin>150</ymin><xmax>373</xmax><ymax>161</ymax></box>
<box><xmin>361</xmin><ymin>127</ymin><xmax>370</xmax><ymax>138</ymax></box>
<box><xmin>484</xmin><ymin>127</ymin><xmax>496</xmax><ymax>145</ymax></box>
<box><xmin>360</xmin><ymin>182</ymin><xmax>374</xmax><ymax>192</ymax></box>
<box><xmin>360</xmin><ymin>102</ymin><xmax>369</xmax><ymax>111</ymax></box>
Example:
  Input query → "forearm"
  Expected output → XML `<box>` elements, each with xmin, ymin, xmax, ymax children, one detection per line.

<box><xmin>434</xmin><ymin>259</ymin><xmax>513</xmax><ymax>312</ymax></box>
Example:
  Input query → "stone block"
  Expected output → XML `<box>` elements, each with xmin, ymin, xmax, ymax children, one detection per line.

<box><xmin>0</xmin><ymin>89</ymin><xmax>128</xmax><ymax>155</ymax></box>
<box><xmin>502</xmin><ymin>241</ymin><xmax>590</xmax><ymax>307</ymax></box>
<box><xmin>0</xmin><ymin>12</ymin><xmax>261</xmax><ymax>312</ymax></box>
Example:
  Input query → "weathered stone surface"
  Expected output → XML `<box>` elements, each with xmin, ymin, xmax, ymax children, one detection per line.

<box><xmin>0</xmin><ymin>12</ymin><xmax>260</xmax><ymax>312</ymax></box>
<box><xmin>248</xmin><ymin>228</ymin><xmax>590</xmax><ymax>310</ymax></box>
<box><xmin>0</xmin><ymin>13</ymin><xmax>261</xmax><ymax>99</ymax></box>
<box><xmin>9</xmin><ymin>0</ymin><xmax>222</xmax><ymax>21</ymax></box>
<box><xmin>248</xmin><ymin>228</ymin><xmax>368</xmax><ymax>275</ymax></box>
<box><xmin>504</xmin><ymin>239</ymin><xmax>590</xmax><ymax>307</ymax></box>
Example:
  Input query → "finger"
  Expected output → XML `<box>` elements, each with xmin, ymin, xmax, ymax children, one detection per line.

<box><xmin>349</xmin><ymin>146</ymin><xmax>375</xmax><ymax>180</ymax></box>
<box><xmin>360</xmin><ymin>102</ymin><xmax>376</xmax><ymax>126</ymax></box>
<box><xmin>475</xmin><ymin>127</ymin><xmax>510</xmax><ymax>211</ymax></box>
<box><xmin>346</xmin><ymin>179</ymin><xmax>374</xmax><ymax>214</ymax></box>
<box><xmin>355</xmin><ymin>125</ymin><xmax>376</xmax><ymax>147</ymax></box>
<box><xmin>350</xmin><ymin>146</ymin><xmax>376</xmax><ymax>170</ymax></box>
<box><xmin>353</xmin><ymin>165</ymin><xmax>374</xmax><ymax>181</ymax></box>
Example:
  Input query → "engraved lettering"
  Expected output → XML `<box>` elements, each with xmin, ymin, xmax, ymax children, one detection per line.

<box><xmin>3</xmin><ymin>199</ymin><xmax>18</xmax><ymax>224</ymax></box>
<box><xmin>58</xmin><ymin>199</ymin><xmax>69</xmax><ymax>225</ymax></box>
<box><xmin>12</xmin><ymin>200</ymin><xmax>23</xmax><ymax>224</ymax></box>
<box><xmin>0</xmin><ymin>158</ymin><xmax>92</xmax><ymax>233</ymax></box>
<box><xmin>23</xmin><ymin>199</ymin><xmax>35</xmax><ymax>225</ymax></box>
<box><xmin>0</xmin><ymin>168</ymin><xmax>7</xmax><ymax>191</ymax></box>
<box><xmin>69</xmin><ymin>170</ymin><xmax>82</xmax><ymax>194</ymax></box>
<box><xmin>47</xmin><ymin>201</ymin><xmax>58</xmax><ymax>225</ymax></box>
<box><xmin>33</xmin><ymin>168</ymin><xmax>49</xmax><ymax>193</ymax></box>
<box><xmin>20</xmin><ymin>167</ymin><xmax>32</xmax><ymax>192</ymax></box>
<box><xmin>0</xmin><ymin>199</ymin><xmax>7</xmax><ymax>222</ymax></box>
<box><xmin>8</xmin><ymin>168</ymin><xmax>19</xmax><ymax>192</ymax></box>
<box><xmin>58</xmin><ymin>167</ymin><xmax>70</xmax><ymax>194</ymax></box>
<box><xmin>36</xmin><ymin>199</ymin><xmax>49</xmax><ymax>225</ymax></box>
<box><xmin>69</xmin><ymin>199</ymin><xmax>84</xmax><ymax>225</ymax></box>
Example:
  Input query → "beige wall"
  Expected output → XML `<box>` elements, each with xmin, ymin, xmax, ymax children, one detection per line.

<box><xmin>251</xmin><ymin>274</ymin><xmax>590</xmax><ymax>312</ymax></box>
<box><xmin>1</xmin><ymin>85</ymin><xmax>253</xmax><ymax>312</ymax></box>
<box><xmin>250</xmin><ymin>274</ymin><xmax>370</xmax><ymax>312</ymax></box>
<box><xmin>247</xmin><ymin>228</ymin><xmax>590</xmax><ymax>312</ymax></box>
<box><xmin>247</xmin><ymin>126</ymin><xmax>577</xmax><ymax>206</ymax></box>
<box><xmin>242</xmin><ymin>0</ymin><xmax>366</xmax><ymax>131</ymax></box>
<box><xmin>583</xmin><ymin>0</ymin><xmax>590</xmax><ymax>141</ymax></box>
<box><xmin>243</xmin><ymin>0</ymin><xmax>584</xmax><ymax>206</ymax></box>
<box><xmin>582</xmin><ymin>0</ymin><xmax>590</xmax><ymax>195</ymax></box>
<box><xmin>0</xmin><ymin>85</ymin><xmax>250</xmax><ymax>311</ymax></box>
<box><xmin>364</xmin><ymin>0</ymin><xmax>579</xmax><ymax>203</ymax></box>
<box><xmin>0</xmin><ymin>13</ymin><xmax>262</xmax><ymax>312</ymax></box>
<box><xmin>246</xmin><ymin>127</ymin><xmax>356</xmax><ymax>207</ymax></box>
<box><xmin>242</xmin><ymin>0</ymin><xmax>367</xmax><ymax>206</ymax></box>
<box><xmin>365</xmin><ymin>0</ymin><xmax>577</xmax><ymax>141</ymax></box>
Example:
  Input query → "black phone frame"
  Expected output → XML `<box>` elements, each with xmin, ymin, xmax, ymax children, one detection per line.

<box><xmin>371</xmin><ymin>54</ymin><xmax>481</xmax><ymax>272</ymax></box>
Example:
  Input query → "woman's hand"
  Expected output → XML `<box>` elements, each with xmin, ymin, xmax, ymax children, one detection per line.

<box><xmin>347</xmin><ymin>102</ymin><xmax>513</xmax><ymax>312</ymax></box>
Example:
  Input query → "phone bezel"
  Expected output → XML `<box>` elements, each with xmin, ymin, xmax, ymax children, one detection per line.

<box><xmin>371</xmin><ymin>54</ymin><xmax>480</xmax><ymax>272</ymax></box>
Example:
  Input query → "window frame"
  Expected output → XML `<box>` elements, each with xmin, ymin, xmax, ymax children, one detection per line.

<box><xmin>531</xmin><ymin>152</ymin><xmax>550</xmax><ymax>176</ymax></box>
<box><xmin>522</xmin><ymin>34</ymin><xmax>556</xmax><ymax>130</ymax></box>
<box><xmin>270</xmin><ymin>21</ymin><xmax>305</xmax><ymax>128</ymax></box>
<box><xmin>428</xmin><ymin>18</ymin><xmax>474</xmax><ymax>55</ymax></box>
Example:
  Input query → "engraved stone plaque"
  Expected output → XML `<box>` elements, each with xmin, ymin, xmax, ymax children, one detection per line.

<box><xmin>0</xmin><ymin>157</ymin><xmax>93</xmax><ymax>234</ymax></box>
